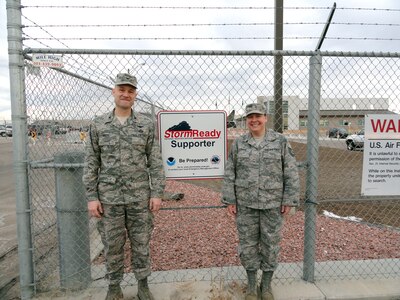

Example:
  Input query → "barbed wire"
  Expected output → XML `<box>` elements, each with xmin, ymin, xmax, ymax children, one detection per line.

<box><xmin>20</xmin><ymin>4</ymin><xmax>400</xmax><ymax>50</ymax></box>
<box><xmin>23</xmin><ymin>22</ymin><xmax>400</xmax><ymax>28</ymax></box>
<box><xmin>22</xmin><ymin>16</ymin><xmax>69</xmax><ymax>48</ymax></box>
<box><xmin>22</xmin><ymin>32</ymin><xmax>109</xmax><ymax>82</ymax></box>
<box><xmin>21</xmin><ymin>5</ymin><xmax>400</xmax><ymax>12</ymax></box>
<box><xmin>22</xmin><ymin>16</ymin><xmax>111</xmax><ymax>82</ymax></box>
<box><xmin>25</xmin><ymin>37</ymin><xmax>400</xmax><ymax>41</ymax></box>
<box><xmin>22</xmin><ymin>33</ymin><xmax>52</xmax><ymax>49</ymax></box>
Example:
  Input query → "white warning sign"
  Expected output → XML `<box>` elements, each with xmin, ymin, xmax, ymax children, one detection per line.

<box><xmin>361</xmin><ymin>114</ymin><xmax>400</xmax><ymax>196</ymax></box>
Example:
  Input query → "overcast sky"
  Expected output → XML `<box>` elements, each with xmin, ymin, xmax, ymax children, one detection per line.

<box><xmin>1</xmin><ymin>0</ymin><xmax>399</xmax><ymax>121</ymax></box>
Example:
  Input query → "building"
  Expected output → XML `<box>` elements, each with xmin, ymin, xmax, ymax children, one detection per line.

<box><xmin>258</xmin><ymin>96</ymin><xmax>394</xmax><ymax>133</ymax></box>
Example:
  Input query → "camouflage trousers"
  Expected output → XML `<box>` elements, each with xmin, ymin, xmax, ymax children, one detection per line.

<box><xmin>236</xmin><ymin>206</ymin><xmax>283</xmax><ymax>272</ymax></box>
<box><xmin>101</xmin><ymin>203</ymin><xmax>154</xmax><ymax>284</ymax></box>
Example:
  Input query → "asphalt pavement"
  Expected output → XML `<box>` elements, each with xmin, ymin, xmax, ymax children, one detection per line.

<box><xmin>0</xmin><ymin>138</ymin><xmax>19</xmax><ymax>299</ymax></box>
<box><xmin>0</xmin><ymin>138</ymin><xmax>17</xmax><ymax>256</ymax></box>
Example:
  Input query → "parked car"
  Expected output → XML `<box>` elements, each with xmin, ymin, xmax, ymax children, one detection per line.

<box><xmin>346</xmin><ymin>130</ymin><xmax>364</xmax><ymax>150</ymax></box>
<box><xmin>58</xmin><ymin>127</ymin><xmax>69</xmax><ymax>134</ymax></box>
<box><xmin>0</xmin><ymin>125</ymin><xmax>12</xmax><ymax>137</ymax></box>
<box><xmin>0</xmin><ymin>125</ymin><xmax>6</xmax><ymax>137</ymax></box>
<box><xmin>5</xmin><ymin>125</ymin><xmax>12</xmax><ymax>137</ymax></box>
<box><xmin>327</xmin><ymin>127</ymin><xmax>348</xmax><ymax>139</ymax></box>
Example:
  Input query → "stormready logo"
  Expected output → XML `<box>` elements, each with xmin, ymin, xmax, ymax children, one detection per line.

<box><xmin>164</xmin><ymin>121</ymin><xmax>221</xmax><ymax>139</ymax></box>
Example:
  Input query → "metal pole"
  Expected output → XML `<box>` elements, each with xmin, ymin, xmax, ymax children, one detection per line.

<box><xmin>24</xmin><ymin>48</ymin><xmax>400</xmax><ymax>58</ymax></box>
<box><xmin>315</xmin><ymin>2</ymin><xmax>337</xmax><ymax>51</ymax></box>
<box><xmin>303</xmin><ymin>53</ymin><xmax>322</xmax><ymax>282</ymax></box>
<box><xmin>55</xmin><ymin>152</ymin><xmax>91</xmax><ymax>290</ymax></box>
<box><xmin>274</xmin><ymin>0</ymin><xmax>284</xmax><ymax>133</ymax></box>
<box><xmin>6</xmin><ymin>0</ymin><xmax>34</xmax><ymax>298</ymax></box>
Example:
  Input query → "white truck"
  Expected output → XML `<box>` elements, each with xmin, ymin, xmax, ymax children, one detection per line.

<box><xmin>346</xmin><ymin>130</ymin><xmax>364</xmax><ymax>151</ymax></box>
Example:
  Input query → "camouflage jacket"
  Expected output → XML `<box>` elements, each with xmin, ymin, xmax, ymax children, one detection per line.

<box><xmin>83</xmin><ymin>110</ymin><xmax>165</xmax><ymax>205</ymax></box>
<box><xmin>222</xmin><ymin>130</ymin><xmax>300</xmax><ymax>209</ymax></box>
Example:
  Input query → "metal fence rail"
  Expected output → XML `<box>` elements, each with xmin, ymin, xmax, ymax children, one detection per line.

<box><xmin>13</xmin><ymin>49</ymin><xmax>398</xmax><ymax>297</ymax></box>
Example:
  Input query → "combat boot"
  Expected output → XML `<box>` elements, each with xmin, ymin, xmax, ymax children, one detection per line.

<box><xmin>245</xmin><ymin>270</ymin><xmax>257</xmax><ymax>300</ymax></box>
<box><xmin>260</xmin><ymin>271</ymin><xmax>274</xmax><ymax>300</ymax></box>
<box><xmin>137</xmin><ymin>278</ymin><xmax>155</xmax><ymax>300</ymax></box>
<box><xmin>105</xmin><ymin>284</ymin><xmax>123</xmax><ymax>300</ymax></box>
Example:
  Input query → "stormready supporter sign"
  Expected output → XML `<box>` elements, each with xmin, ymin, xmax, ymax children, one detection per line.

<box><xmin>362</xmin><ymin>114</ymin><xmax>400</xmax><ymax>196</ymax></box>
<box><xmin>158</xmin><ymin>111</ymin><xmax>226</xmax><ymax>179</ymax></box>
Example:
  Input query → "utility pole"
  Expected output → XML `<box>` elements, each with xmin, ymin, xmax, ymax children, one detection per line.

<box><xmin>274</xmin><ymin>0</ymin><xmax>284</xmax><ymax>133</ymax></box>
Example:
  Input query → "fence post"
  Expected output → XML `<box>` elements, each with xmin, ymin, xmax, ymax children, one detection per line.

<box><xmin>54</xmin><ymin>152</ymin><xmax>91</xmax><ymax>290</ymax></box>
<box><xmin>6</xmin><ymin>0</ymin><xmax>34</xmax><ymax>298</ymax></box>
<box><xmin>303</xmin><ymin>53</ymin><xmax>322</xmax><ymax>282</ymax></box>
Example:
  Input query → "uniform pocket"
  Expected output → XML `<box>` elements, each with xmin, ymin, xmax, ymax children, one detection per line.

<box><xmin>98</xmin><ymin>174</ymin><xmax>117</xmax><ymax>195</ymax></box>
<box><xmin>126</xmin><ymin>180</ymin><xmax>151</xmax><ymax>203</ymax></box>
<box><xmin>258</xmin><ymin>178</ymin><xmax>283</xmax><ymax>202</ymax></box>
<box><xmin>234</xmin><ymin>179</ymin><xmax>252</xmax><ymax>200</ymax></box>
<box><xmin>262</xmin><ymin>149</ymin><xmax>281</xmax><ymax>160</ymax></box>
<box><xmin>132</xmin><ymin>137</ymin><xmax>146</xmax><ymax>154</ymax></box>
<box><xmin>99</xmin><ymin>138</ymin><xmax>118</xmax><ymax>164</ymax></box>
<box><xmin>99</xmin><ymin>138</ymin><xmax>117</xmax><ymax>149</ymax></box>
<box><xmin>261</xmin><ymin>179</ymin><xmax>283</xmax><ymax>190</ymax></box>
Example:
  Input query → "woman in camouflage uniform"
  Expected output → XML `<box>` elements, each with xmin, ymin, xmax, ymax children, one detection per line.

<box><xmin>222</xmin><ymin>103</ymin><xmax>300</xmax><ymax>300</ymax></box>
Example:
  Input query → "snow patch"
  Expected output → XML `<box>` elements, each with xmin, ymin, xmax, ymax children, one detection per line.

<box><xmin>323</xmin><ymin>210</ymin><xmax>362</xmax><ymax>222</ymax></box>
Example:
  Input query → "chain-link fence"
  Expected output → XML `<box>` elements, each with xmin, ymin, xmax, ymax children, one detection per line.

<box><xmin>15</xmin><ymin>49</ymin><xmax>399</xmax><ymax>296</ymax></box>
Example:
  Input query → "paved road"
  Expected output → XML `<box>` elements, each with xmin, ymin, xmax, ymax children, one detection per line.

<box><xmin>0</xmin><ymin>138</ymin><xmax>16</xmax><ymax>256</ymax></box>
<box><xmin>0</xmin><ymin>132</ymin><xmax>88</xmax><ymax>298</ymax></box>
<box><xmin>0</xmin><ymin>138</ymin><xmax>20</xmax><ymax>299</ymax></box>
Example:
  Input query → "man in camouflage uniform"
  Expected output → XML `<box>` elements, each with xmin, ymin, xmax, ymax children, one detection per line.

<box><xmin>83</xmin><ymin>73</ymin><xmax>165</xmax><ymax>300</ymax></box>
<box><xmin>222</xmin><ymin>103</ymin><xmax>300</xmax><ymax>300</ymax></box>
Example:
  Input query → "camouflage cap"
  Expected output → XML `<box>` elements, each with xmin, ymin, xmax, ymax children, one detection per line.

<box><xmin>245</xmin><ymin>103</ymin><xmax>266</xmax><ymax>116</ymax></box>
<box><xmin>114</xmin><ymin>73</ymin><xmax>137</xmax><ymax>88</ymax></box>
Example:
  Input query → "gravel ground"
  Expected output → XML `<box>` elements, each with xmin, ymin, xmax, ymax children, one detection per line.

<box><xmin>94</xmin><ymin>142</ymin><xmax>400</xmax><ymax>272</ymax></box>
<box><xmin>150</xmin><ymin>181</ymin><xmax>399</xmax><ymax>271</ymax></box>
<box><xmin>95</xmin><ymin>179</ymin><xmax>400</xmax><ymax>272</ymax></box>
